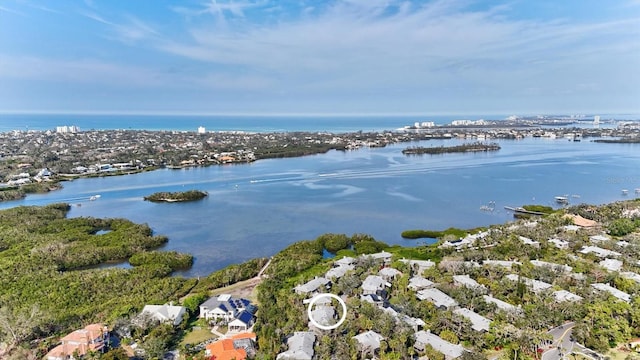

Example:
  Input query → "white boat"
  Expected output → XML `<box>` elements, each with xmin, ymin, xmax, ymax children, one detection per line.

<box><xmin>621</xmin><ymin>189</ymin><xmax>629</xmax><ymax>196</ymax></box>
<box><xmin>635</xmin><ymin>188</ymin><xmax>640</xmax><ymax>194</ymax></box>
<box><xmin>89</xmin><ymin>194</ymin><xmax>101</xmax><ymax>201</ymax></box>
<box><xmin>555</xmin><ymin>196</ymin><xmax>569</xmax><ymax>204</ymax></box>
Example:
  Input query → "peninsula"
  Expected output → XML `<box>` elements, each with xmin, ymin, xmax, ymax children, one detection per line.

<box><xmin>143</xmin><ymin>190</ymin><xmax>208</xmax><ymax>203</ymax></box>
<box><xmin>402</xmin><ymin>142</ymin><xmax>501</xmax><ymax>155</ymax></box>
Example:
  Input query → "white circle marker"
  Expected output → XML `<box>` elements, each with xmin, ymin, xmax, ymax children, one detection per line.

<box><xmin>307</xmin><ymin>293</ymin><xmax>347</xmax><ymax>330</ymax></box>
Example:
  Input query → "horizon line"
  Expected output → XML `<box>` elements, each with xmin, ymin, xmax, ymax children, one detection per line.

<box><xmin>0</xmin><ymin>109</ymin><xmax>637</xmax><ymax>117</ymax></box>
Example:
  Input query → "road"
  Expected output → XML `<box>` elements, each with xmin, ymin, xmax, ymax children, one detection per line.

<box><xmin>542</xmin><ymin>322</ymin><xmax>576</xmax><ymax>360</ymax></box>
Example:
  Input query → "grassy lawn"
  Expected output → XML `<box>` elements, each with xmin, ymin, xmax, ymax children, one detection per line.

<box><xmin>181</xmin><ymin>327</ymin><xmax>216</xmax><ymax>345</ymax></box>
<box><xmin>606</xmin><ymin>347</ymin><xmax>639</xmax><ymax>360</ymax></box>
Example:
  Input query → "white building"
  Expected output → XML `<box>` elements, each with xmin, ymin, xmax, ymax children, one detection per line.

<box><xmin>530</xmin><ymin>260</ymin><xmax>572</xmax><ymax>273</ymax></box>
<box><xmin>277</xmin><ymin>332</ymin><xmax>316</xmax><ymax>360</ymax></box>
<box><xmin>414</xmin><ymin>330</ymin><xmax>465</xmax><ymax>359</ymax></box>
<box><xmin>591</xmin><ymin>283</ymin><xmax>631</xmax><ymax>302</ymax></box>
<box><xmin>548</xmin><ymin>238</ymin><xmax>570</xmax><ymax>249</ymax></box>
<box><xmin>505</xmin><ymin>274</ymin><xmax>552</xmax><ymax>293</ymax></box>
<box><xmin>552</xmin><ymin>290</ymin><xmax>583</xmax><ymax>302</ymax></box>
<box><xmin>361</xmin><ymin>275</ymin><xmax>390</xmax><ymax>295</ymax></box>
<box><xmin>453</xmin><ymin>275</ymin><xmax>485</xmax><ymax>290</ymax></box>
<box><xmin>197</xmin><ymin>126</ymin><xmax>206</xmax><ymax>134</ymax></box>
<box><xmin>400</xmin><ymin>259</ymin><xmax>436</xmax><ymax>274</ymax></box>
<box><xmin>141</xmin><ymin>304</ymin><xmax>186</xmax><ymax>326</ymax></box>
<box><xmin>408</xmin><ymin>276</ymin><xmax>435</xmax><ymax>291</ymax></box>
<box><xmin>579</xmin><ymin>246</ymin><xmax>621</xmax><ymax>258</ymax></box>
<box><xmin>416</xmin><ymin>288</ymin><xmax>458</xmax><ymax>309</ymax></box>
<box><xmin>599</xmin><ymin>259</ymin><xmax>623</xmax><ymax>272</ymax></box>
<box><xmin>483</xmin><ymin>295</ymin><xmax>522</xmax><ymax>314</ymax></box>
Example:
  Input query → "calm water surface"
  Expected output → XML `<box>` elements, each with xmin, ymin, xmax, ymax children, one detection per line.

<box><xmin>2</xmin><ymin>138</ymin><xmax>639</xmax><ymax>276</ymax></box>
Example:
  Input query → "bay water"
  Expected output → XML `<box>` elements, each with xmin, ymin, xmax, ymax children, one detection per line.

<box><xmin>1</xmin><ymin>136</ymin><xmax>638</xmax><ymax>276</ymax></box>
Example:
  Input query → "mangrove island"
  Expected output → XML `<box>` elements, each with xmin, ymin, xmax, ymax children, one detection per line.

<box><xmin>143</xmin><ymin>190</ymin><xmax>208</xmax><ymax>203</ymax></box>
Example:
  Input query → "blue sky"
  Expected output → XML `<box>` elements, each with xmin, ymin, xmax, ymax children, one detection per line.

<box><xmin>0</xmin><ymin>0</ymin><xmax>639</xmax><ymax>115</ymax></box>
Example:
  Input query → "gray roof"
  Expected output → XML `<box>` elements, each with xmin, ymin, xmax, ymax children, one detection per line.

<box><xmin>334</xmin><ymin>256</ymin><xmax>356</xmax><ymax>267</ymax></box>
<box><xmin>362</xmin><ymin>275</ymin><xmax>389</xmax><ymax>293</ymax></box>
<box><xmin>325</xmin><ymin>264</ymin><xmax>354</xmax><ymax>279</ymax></box>
<box><xmin>378</xmin><ymin>267</ymin><xmax>402</xmax><ymax>279</ymax></box>
<box><xmin>416</xmin><ymin>288</ymin><xmax>458</xmax><ymax>308</ymax></box>
<box><xmin>400</xmin><ymin>259</ymin><xmax>436</xmax><ymax>271</ymax></box>
<box><xmin>591</xmin><ymin>283</ymin><xmax>631</xmax><ymax>302</ymax></box>
<box><xmin>353</xmin><ymin>330</ymin><xmax>384</xmax><ymax>351</ymax></box>
<box><xmin>530</xmin><ymin>260</ymin><xmax>572</xmax><ymax>273</ymax></box>
<box><xmin>453</xmin><ymin>308</ymin><xmax>491</xmax><ymax>332</ymax></box>
<box><xmin>309</xmin><ymin>305</ymin><xmax>335</xmax><ymax>328</ymax></box>
<box><xmin>200</xmin><ymin>294</ymin><xmax>251</xmax><ymax>314</ymax></box>
<box><xmin>408</xmin><ymin>276</ymin><xmax>435</xmax><ymax>291</ymax></box>
<box><xmin>453</xmin><ymin>275</ymin><xmax>484</xmax><ymax>289</ymax></box>
<box><xmin>552</xmin><ymin>290</ymin><xmax>583</xmax><ymax>302</ymax></box>
<box><xmin>505</xmin><ymin>274</ymin><xmax>552</xmax><ymax>293</ymax></box>
<box><xmin>414</xmin><ymin>330</ymin><xmax>465</xmax><ymax>359</ymax></box>
<box><xmin>294</xmin><ymin>277</ymin><xmax>331</xmax><ymax>294</ymax></box>
<box><xmin>277</xmin><ymin>332</ymin><xmax>316</xmax><ymax>360</ymax></box>
<box><xmin>579</xmin><ymin>246</ymin><xmax>621</xmax><ymax>258</ymax></box>
<box><xmin>483</xmin><ymin>295</ymin><xmax>522</xmax><ymax>313</ymax></box>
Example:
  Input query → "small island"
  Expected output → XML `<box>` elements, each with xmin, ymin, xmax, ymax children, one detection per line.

<box><xmin>143</xmin><ymin>190</ymin><xmax>208</xmax><ymax>203</ymax></box>
<box><xmin>402</xmin><ymin>141</ymin><xmax>501</xmax><ymax>155</ymax></box>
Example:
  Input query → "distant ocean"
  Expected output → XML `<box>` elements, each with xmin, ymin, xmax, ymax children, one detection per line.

<box><xmin>1</xmin><ymin>113</ymin><xmax>638</xmax><ymax>133</ymax></box>
<box><xmin>0</xmin><ymin>113</ymin><xmax>502</xmax><ymax>133</ymax></box>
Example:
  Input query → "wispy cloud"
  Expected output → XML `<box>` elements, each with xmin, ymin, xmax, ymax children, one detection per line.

<box><xmin>80</xmin><ymin>11</ymin><xmax>158</xmax><ymax>44</ymax></box>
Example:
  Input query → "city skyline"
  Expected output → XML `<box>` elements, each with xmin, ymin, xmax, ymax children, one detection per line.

<box><xmin>1</xmin><ymin>0</ymin><xmax>639</xmax><ymax>115</ymax></box>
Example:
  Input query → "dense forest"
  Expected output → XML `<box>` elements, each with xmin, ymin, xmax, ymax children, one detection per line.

<box><xmin>402</xmin><ymin>142</ymin><xmax>501</xmax><ymax>155</ymax></box>
<box><xmin>0</xmin><ymin>204</ymin><xmax>195</xmax><ymax>356</ymax></box>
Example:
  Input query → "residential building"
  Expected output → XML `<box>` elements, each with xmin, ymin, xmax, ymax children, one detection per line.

<box><xmin>530</xmin><ymin>260</ymin><xmax>572</xmax><ymax>273</ymax></box>
<box><xmin>453</xmin><ymin>275</ymin><xmax>485</xmax><ymax>290</ymax></box>
<box><xmin>579</xmin><ymin>246</ymin><xmax>621</xmax><ymax>258</ymax></box>
<box><xmin>364</xmin><ymin>251</ymin><xmax>393</xmax><ymax>264</ymax></box>
<box><xmin>591</xmin><ymin>283</ymin><xmax>631</xmax><ymax>302</ymax></box>
<box><xmin>589</xmin><ymin>234</ymin><xmax>611</xmax><ymax>243</ymax></box>
<box><xmin>361</xmin><ymin>275</ymin><xmax>390</xmax><ymax>296</ymax></box>
<box><xmin>308</xmin><ymin>305</ymin><xmax>336</xmax><ymax>331</ymax></box>
<box><xmin>277</xmin><ymin>332</ymin><xmax>316</xmax><ymax>360</ymax></box>
<box><xmin>334</xmin><ymin>256</ymin><xmax>356</xmax><ymax>267</ymax></box>
<box><xmin>205</xmin><ymin>333</ymin><xmax>256</xmax><ymax>358</ymax></box>
<box><xmin>505</xmin><ymin>274</ymin><xmax>552</xmax><ymax>293</ymax></box>
<box><xmin>400</xmin><ymin>259</ymin><xmax>436</xmax><ymax>274</ymax></box>
<box><xmin>228</xmin><ymin>310</ymin><xmax>255</xmax><ymax>332</ymax></box>
<box><xmin>293</xmin><ymin>277</ymin><xmax>331</xmax><ymax>295</ymax></box>
<box><xmin>519</xmin><ymin>236</ymin><xmax>540</xmax><ymax>248</ymax></box>
<box><xmin>414</xmin><ymin>330</ymin><xmax>465</xmax><ymax>359</ymax></box>
<box><xmin>599</xmin><ymin>258</ymin><xmax>623</xmax><ymax>272</ymax></box>
<box><xmin>483</xmin><ymin>260</ymin><xmax>521</xmax><ymax>269</ymax></box>
<box><xmin>408</xmin><ymin>276</ymin><xmax>435</xmax><ymax>291</ymax></box>
<box><xmin>621</xmin><ymin>271</ymin><xmax>640</xmax><ymax>284</ymax></box>
<box><xmin>360</xmin><ymin>293</ymin><xmax>385</xmax><ymax>307</ymax></box>
<box><xmin>483</xmin><ymin>295</ymin><xmax>522</xmax><ymax>314</ymax></box>
<box><xmin>353</xmin><ymin>330</ymin><xmax>385</xmax><ymax>357</ymax></box>
<box><xmin>325</xmin><ymin>264</ymin><xmax>354</xmax><ymax>279</ymax></box>
<box><xmin>199</xmin><ymin>294</ymin><xmax>255</xmax><ymax>322</ymax></box>
<box><xmin>378</xmin><ymin>267</ymin><xmax>402</xmax><ymax>281</ymax></box>
<box><xmin>140</xmin><ymin>304</ymin><xmax>187</xmax><ymax>326</ymax></box>
<box><xmin>548</xmin><ymin>238</ymin><xmax>569</xmax><ymax>249</ymax></box>
<box><xmin>453</xmin><ymin>308</ymin><xmax>491</xmax><ymax>332</ymax></box>
<box><xmin>45</xmin><ymin>324</ymin><xmax>108</xmax><ymax>360</ymax></box>
<box><xmin>552</xmin><ymin>290</ymin><xmax>583</xmax><ymax>302</ymax></box>
<box><xmin>416</xmin><ymin>288</ymin><xmax>458</xmax><ymax>309</ymax></box>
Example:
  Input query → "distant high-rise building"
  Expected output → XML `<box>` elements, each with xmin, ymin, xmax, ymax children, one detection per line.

<box><xmin>56</xmin><ymin>125</ymin><xmax>80</xmax><ymax>133</ymax></box>
<box><xmin>198</xmin><ymin>126</ymin><xmax>206</xmax><ymax>134</ymax></box>
<box><xmin>593</xmin><ymin>116</ymin><xmax>600</xmax><ymax>124</ymax></box>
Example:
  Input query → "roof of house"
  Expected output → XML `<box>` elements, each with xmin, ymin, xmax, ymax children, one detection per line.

<box><xmin>408</xmin><ymin>276</ymin><xmax>435</xmax><ymax>290</ymax></box>
<box><xmin>453</xmin><ymin>275</ymin><xmax>484</xmax><ymax>289</ymax></box>
<box><xmin>483</xmin><ymin>260</ymin><xmax>521</xmax><ymax>268</ymax></box>
<box><xmin>414</xmin><ymin>330</ymin><xmax>465</xmax><ymax>359</ymax></box>
<box><xmin>504</xmin><ymin>274</ymin><xmax>552</xmax><ymax>293</ymax></box>
<box><xmin>60</xmin><ymin>323</ymin><xmax>107</xmax><ymax>343</ymax></box>
<box><xmin>309</xmin><ymin>305</ymin><xmax>335</xmax><ymax>328</ymax></box>
<box><xmin>325</xmin><ymin>264</ymin><xmax>354</xmax><ymax>279</ymax></box>
<box><xmin>591</xmin><ymin>283</ymin><xmax>631</xmax><ymax>302</ymax></box>
<box><xmin>453</xmin><ymin>308</ymin><xmax>491</xmax><ymax>332</ymax></box>
<box><xmin>294</xmin><ymin>277</ymin><xmax>331</xmax><ymax>294</ymax></box>
<box><xmin>378</xmin><ymin>267</ymin><xmax>402</xmax><ymax>278</ymax></box>
<box><xmin>277</xmin><ymin>332</ymin><xmax>316</xmax><ymax>360</ymax></box>
<box><xmin>483</xmin><ymin>295</ymin><xmax>521</xmax><ymax>313</ymax></box>
<box><xmin>590</xmin><ymin>234</ymin><xmax>611</xmax><ymax>243</ymax></box>
<box><xmin>552</xmin><ymin>290</ymin><xmax>583</xmax><ymax>302</ymax></box>
<box><xmin>566</xmin><ymin>214</ymin><xmax>598</xmax><ymax>227</ymax></box>
<box><xmin>599</xmin><ymin>258</ymin><xmax>623</xmax><ymax>272</ymax></box>
<box><xmin>365</xmin><ymin>251</ymin><xmax>392</xmax><ymax>261</ymax></box>
<box><xmin>579</xmin><ymin>246</ymin><xmax>621</xmax><ymax>258</ymax></box>
<box><xmin>400</xmin><ymin>259</ymin><xmax>436</xmax><ymax>270</ymax></box>
<box><xmin>206</xmin><ymin>339</ymin><xmax>247</xmax><ymax>360</ymax></box>
<box><xmin>141</xmin><ymin>304</ymin><xmax>185</xmax><ymax>323</ymax></box>
<box><xmin>353</xmin><ymin>330</ymin><xmax>385</xmax><ymax>351</ymax></box>
<box><xmin>47</xmin><ymin>324</ymin><xmax>107</xmax><ymax>359</ymax></box>
<box><xmin>621</xmin><ymin>271</ymin><xmax>640</xmax><ymax>284</ymax></box>
<box><xmin>530</xmin><ymin>260</ymin><xmax>573</xmax><ymax>273</ymax></box>
<box><xmin>548</xmin><ymin>238</ymin><xmax>569</xmax><ymax>248</ymax></box>
<box><xmin>518</xmin><ymin>236</ymin><xmax>540</xmax><ymax>246</ymax></box>
<box><xmin>228</xmin><ymin>332</ymin><xmax>257</xmax><ymax>341</ymax></box>
<box><xmin>416</xmin><ymin>288</ymin><xmax>458</xmax><ymax>308</ymax></box>
<box><xmin>362</xmin><ymin>275</ymin><xmax>389</xmax><ymax>292</ymax></box>
<box><xmin>201</xmin><ymin>294</ymin><xmax>252</xmax><ymax>313</ymax></box>
<box><xmin>360</xmin><ymin>293</ymin><xmax>385</xmax><ymax>304</ymax></box>
<box><xmin>230</xmin><ymin>311</ymin><xmax>254</xmax><ymax>325</ymax></box>
<box><xmin>334</xmin><ymin>256</ymin><xmax>356</xmax><ymax>267</ymax></box>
